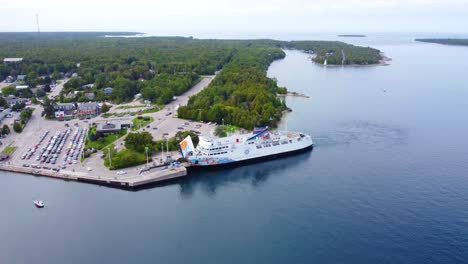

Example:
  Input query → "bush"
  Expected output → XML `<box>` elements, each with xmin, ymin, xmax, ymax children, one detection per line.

<box><xmin>125</xmin><ymin>132</ymin><xmax>153</xmax><ymax>152</ymax></box>
<box><xmin>13</xmin><ymin>122</ymin><xmax>22</xmax><ymax>133</ymax></box>
<box><xmin>1</xmin><ymin>124</ymin><xmax>10</xmax><ymax>135</ymax></box>
<box><xmin>105</xmin><ymin>148</ymin><xmax>148</xmax><ymax>170</ymax></box>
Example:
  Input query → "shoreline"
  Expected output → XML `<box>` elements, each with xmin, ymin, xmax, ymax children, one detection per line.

<box><xmin>277</xmin><ymin>91</ymin><xmax>310</xmax><ymax>98</ymax></box>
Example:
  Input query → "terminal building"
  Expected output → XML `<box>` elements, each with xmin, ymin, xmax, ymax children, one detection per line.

<box><xmin>95</xmin><ymin>121</ymin><xmax>132</xmax><ymax>136</ymax></box>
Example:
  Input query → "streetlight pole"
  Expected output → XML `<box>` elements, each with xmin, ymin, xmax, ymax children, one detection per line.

<box><xmin>222</xmin><ymin>118</ymin><xmax>224</xmax><ymax>126</ymax></box>
<box><xmin>145</xmin><ymin>146</ymin><xmax>149</xmax><ymax>167</ymax></box>
<box><xmin>107</xmin><ymin>146</ymin><xmax>112</xmax><ymax>168</ymax></box>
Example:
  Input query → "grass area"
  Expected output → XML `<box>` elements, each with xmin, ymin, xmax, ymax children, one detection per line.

<box><xmin>214</xmin><ymin>125</ymin><xmax>239</xmax><ymax>138</ymax></box>
<box><xmin>1</xmin><ymin>144</ymin><xmax>17</xmax><ymax>155</ymax></box>
<box><xmin>85</xmin><ymin>128</ymin><xmax>127</xmax><ymax>150</ymax></box>
<box><xmin>116</xmin><ymin>104</ymin><xmax>146</xmax><ymax>109</ymax></box>
<box><xmin>132</xmin><ymin>116</ymin><xmax>154</xmax><ymax>131</ymax></box>
<box><xmin>103</xmin><ymin>145</ymin><xmax>148</xmax><ymax>170</ymax></box>
<box><xmin>102</xmin><ymin>106</ymin><xmax>161</xmax><ymax>118</ymax></box>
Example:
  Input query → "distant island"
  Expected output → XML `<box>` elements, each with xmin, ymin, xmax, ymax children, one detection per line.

<box><xmin>337</xmin><ymin>34</ymin><xmax>367</xmax><ymax>37</ymax></box>
<box><xmin>415</xmin><ymin>38</ymin><xmax>468</xmax><ymax>46</ymax></box>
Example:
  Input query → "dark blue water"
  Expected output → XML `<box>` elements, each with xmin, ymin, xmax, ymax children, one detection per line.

<box><xmin>2</xmin><ymin>37</ymin><xmax>468</xmax><ymax>264</ymax></box>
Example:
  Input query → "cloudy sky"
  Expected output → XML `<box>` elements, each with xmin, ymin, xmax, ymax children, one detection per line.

<box><xmin>1</xmin><ymin>0</ymin><xmax>468</xmax><ymax>37</ymax></box>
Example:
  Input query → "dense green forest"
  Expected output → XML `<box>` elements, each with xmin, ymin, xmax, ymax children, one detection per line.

<box><xmin>0</xmin><ymin>32</ymin><xmax>383</xmax><ymax>128</ymax></box>
<box><xmin>415</xmin><ymin>38</ymin><xmax>468</xmax><ymax>46</ymax></box>
<box><xmin>177</xmin><ymin>46</ymin><xmax>287</xmax><ymax>128</ymax></box>
<box><xmin>285</xmin><ymin>41</ymin><xmax>381</xmax><ymax>65</ymax></box>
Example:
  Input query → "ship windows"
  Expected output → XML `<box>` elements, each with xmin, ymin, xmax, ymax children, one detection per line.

<box><xmin>281</xmin><ymin>141</ymin><xmax>288</xmax><ymax>145</ymax></box>
<box><xmin>272</xmin><ymin>142</ymin><xmax>280</xmax><ymax>146</ymax></box>
<box><xmin>256</xmin><ymin>145</ymin><xmax>262</xmax><ymax>149</ymax></box>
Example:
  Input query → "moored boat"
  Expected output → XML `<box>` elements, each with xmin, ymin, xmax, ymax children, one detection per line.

<box><xmin>179</xmin><ymin>127</ymin><xmax>313</xmax><ymax>167</ymax></box>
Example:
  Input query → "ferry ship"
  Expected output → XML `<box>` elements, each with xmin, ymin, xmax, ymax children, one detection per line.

<box><xmin>179</xmin><ymin>127</ymin><xmax>313</xmax><ymax>166</ymax></box>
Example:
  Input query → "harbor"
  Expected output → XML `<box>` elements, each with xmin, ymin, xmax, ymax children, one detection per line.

<box><xmin>0</xmin><ymin>162</ymin><xmax>188</xmax><ymax>189</ymax></box>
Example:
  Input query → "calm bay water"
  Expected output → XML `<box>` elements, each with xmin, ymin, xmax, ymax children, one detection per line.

<box><xmin>2</xmin><ymin>36</ymin><xmax>468</xmax><ymax>264</ymax></box>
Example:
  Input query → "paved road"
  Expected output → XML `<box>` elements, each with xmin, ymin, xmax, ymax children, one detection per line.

<box><xmin>48</xmin><ymin>78</ymin><xmax>70</xmax><ymax>99</ymax></box>
<box><xmin>83</xmin><ymin>75</ymin><xmax>217</xmax><ymax>173</ymax></box>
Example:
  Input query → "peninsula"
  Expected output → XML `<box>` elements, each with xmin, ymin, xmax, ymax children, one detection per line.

<box><xmin>0</xmin><ymin>32</ymin><xmax>384</xmax><ymax>188</ymax></box>
<box><xmin>415</xmin><ymin>38</ymin><xmax>468</xmax><ymax>46</ymax></box>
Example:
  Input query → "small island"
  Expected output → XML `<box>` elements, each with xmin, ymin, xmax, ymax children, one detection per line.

<box><xmin>415</xmin><ymin>38</ymin><xmax>468</xmax><ymax>46</ymax></box>
<box><xmin>338</xmin><ymin>34</ymin><xmax>367</xmax><ymax>37</ymax></box>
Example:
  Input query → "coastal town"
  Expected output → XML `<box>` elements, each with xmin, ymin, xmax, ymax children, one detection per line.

<box><xmin>0</xmin><ymin>57</ymin><xmax>217</xmax><ymax>188</ymax></box>
<box><xmin>0</xmin><ymin>35</ymin><xmax>370</xmax><ymax>189</ymax></box>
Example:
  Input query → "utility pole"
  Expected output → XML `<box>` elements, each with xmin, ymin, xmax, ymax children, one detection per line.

<box><xmin>36</xmin><ymin>14</ymin><xmax>40</xmax><ymax>33</ymax></box>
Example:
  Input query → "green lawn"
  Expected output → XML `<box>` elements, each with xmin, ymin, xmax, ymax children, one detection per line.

<box><xmin>104</xmin><ymin>147</ymin><xmax>148</xmax><ymax>170</ymax></box>
<box><xmin>1</xmin><ymin>144</ymin><xmax>17</xmax><ymax>155</ymax></box>
<box><xmin>132</xmin><ymin>116</ymin><xmax>154</xmax><ymax>131</ymax></box>
<box><xmin>85</xmin><ymin>128</ymin><xmax>127</xmax><ymax>150</ymax></box>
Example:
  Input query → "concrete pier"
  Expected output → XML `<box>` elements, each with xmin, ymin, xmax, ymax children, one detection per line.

<box><xmin>0</xmin><ymin>164</ymin><xmax>187</xmax><ymax>189</ymax></box>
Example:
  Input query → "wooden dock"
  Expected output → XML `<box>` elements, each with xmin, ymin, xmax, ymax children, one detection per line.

<box><xmin>0</xmin><ymin>164</ymin><xmax>187</xmax><ymax>189</ymax></box>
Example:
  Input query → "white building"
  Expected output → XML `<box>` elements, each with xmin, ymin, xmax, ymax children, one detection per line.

<box><xmin>3</xmin><ymin>58</ymin><xmax>23</xmax><ymax>63</ymax></box>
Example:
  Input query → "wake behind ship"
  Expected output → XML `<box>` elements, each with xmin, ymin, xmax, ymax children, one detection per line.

<box><xmin>179</xmin><ymin>127</ymin><xmax>313</xmax><ymax>166</ymax></box>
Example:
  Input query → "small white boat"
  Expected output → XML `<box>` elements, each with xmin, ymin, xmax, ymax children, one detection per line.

<box><xmin>34</xmin><ymin>200</ymin><xmax>44</xmax><ymax>208</ymax></box>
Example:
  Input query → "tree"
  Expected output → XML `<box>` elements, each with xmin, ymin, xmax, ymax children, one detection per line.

<box><xmin>1</xmin><ymin>124</ymin><xmax>10</xmax><ymax>135</ymax></box>
<box><xmin>43</xmin><ymin>84</ymin><xmax>51</xmax><ymax>93</ymax></box>
<box><xmin>0</xmin><ymin>97</ymin><xmax>7</xmax><ymax>108</ymax></box>
<box><xmin>51</xmin><ymin>71</ymin><xmax>60</xmax><ymax>80</ymax></box>
<box><xmin>2</xmin><ymin>86</ymin><xmax>16</xmax><ymax>96</ymax></box>
<box><xmin>13</xmin><ymin>122</ymin><xmax>22</xmax><ymax>133</ymax></box>
<box><xmin>11</xmin><ymin>102</ymin><xmax>26</xmax><ymax>111</ymax></box>
<box><xmin>125</xmin><ymin>132</ymin><xmax>153</xmax><ymax>152</ymax></box>
<box><xmin>100</xmin><ymin>103</ymin><xmax>110</xmax><ymax>113</ymax></box>
<box><xmin>42</xmin><ymin>97</ymin><xmax>55</xmax><ymax>118</ymax></box>
<box><xmin>20</xmin><ymin>108</ymin><xmax>33</xmax><ymax>122</ymax></box>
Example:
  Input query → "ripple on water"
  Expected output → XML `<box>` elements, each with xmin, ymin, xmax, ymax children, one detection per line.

<box><xmin>313</xmin><ymin>120</ymin><xmax>407</xmax><ymax>148</ymax></box>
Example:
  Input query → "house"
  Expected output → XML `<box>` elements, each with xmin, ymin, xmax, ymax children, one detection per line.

<box><xmin>82</xmin><ymin>83</ymin><xmax>94</xmax><ymax>89</ymax></box>
<box><xmin>16</xmin><ymin>75</ymin><xmax>26</xmax><ymax>81</ymax></box>
<box><xmin>54</xmin><ymin>103</ymin><xmax>76</xmax><ymax>118</ymax></box>
<box><xmin>104</xmin><ymin>87</ymin><xmax>113</xmax><ymax>95</ymax></box>
<box><xmin>65</xmin><ymin>92</ymin><xmax>76</xmax><ymax>99</ymax></box>
<box><xmin>71</xmin><ymin>73</ymin><xmax>78</xmax><ymax>78</ymax></box>
<box><xmin>85</xmin><ymin>92</ymin><xmax>95</xmax><ymax>100</ymax></box>
<box><xmin>15</xmin><ymin>85</ymin><xmax>29</xmax><ymax>90</ymax></box>
<box><xmin>95</xmin><ymin>121</ymin><xmax>132</xmax><ymax>136</ymax></box>
<box><xmin>3</xmin><ymin>58</ymin><xmax>23</xmax><ymax>63</ymax></box>
<box><xmin>78</xmin><ymin>102</ymin><xmax>100</xmax><ymax>116</ymax></box>
<box><xmin>5</xmin><ymin>76</ymin><xmax>15</xmax><ymax>83</ymax></box>
<box><xmin>134</xmin><ymin>93</ymin><xmax>142</xmax><ymax>99</ymax></box>
<box><xmin>5</xmin><ymin>95</ymin><xmax>29</xmax><ymax>106</ymax></box>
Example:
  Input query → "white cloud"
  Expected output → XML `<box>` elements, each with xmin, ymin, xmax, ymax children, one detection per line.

<box><xmin>1</xmin><ymin>0</ymin><xmax>468</xmax><ymax>34</ymax></box>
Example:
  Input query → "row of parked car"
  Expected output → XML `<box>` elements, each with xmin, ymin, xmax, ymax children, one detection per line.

<box><xmin>62</xmin><ymin>127</ymin><xmax>86</xmax><ymax>166</ymax></box>
<box><xmin>21</xmin><ymin>130</ymin><xmax>50</xmax><ymax>160</ymax></box>
<box><xmin>37</xmin><ymin>129</ymin><xmax>71</xmax><ymax>164</ymax></box>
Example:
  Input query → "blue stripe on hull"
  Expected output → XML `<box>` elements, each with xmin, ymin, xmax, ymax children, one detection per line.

<box><xmin>187</xmin><ymin>144</ymin><xmax>313</xmax><ymax>171</ymax></box>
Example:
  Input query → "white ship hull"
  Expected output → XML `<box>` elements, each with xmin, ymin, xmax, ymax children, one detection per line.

<box><xmin>180</xmin><ymin>128</ymin><xmax>313</xmax><ymax>167</ymax></box>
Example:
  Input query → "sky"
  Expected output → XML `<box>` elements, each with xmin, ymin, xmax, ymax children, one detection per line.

<box><xmin>1</xmin><ymin>0</ymin><xmax>468</xmax><ymax>38</ymax></box>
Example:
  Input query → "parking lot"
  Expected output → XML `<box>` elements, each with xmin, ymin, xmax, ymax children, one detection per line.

<box><xmin>18</xmin><ymin>125</ymin><xmax>87</xmax><ymax>171</ymax></box>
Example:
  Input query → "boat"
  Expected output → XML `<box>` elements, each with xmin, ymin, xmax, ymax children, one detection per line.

<box><xmin>179</xmin><ymin>127</ymin><xmax>313</xmax><ymax>167</ymax></box>
<box><xmin>34</xmin><ymin>200</ymin><xmax>44</xmax><ymax>208</ymax></box>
